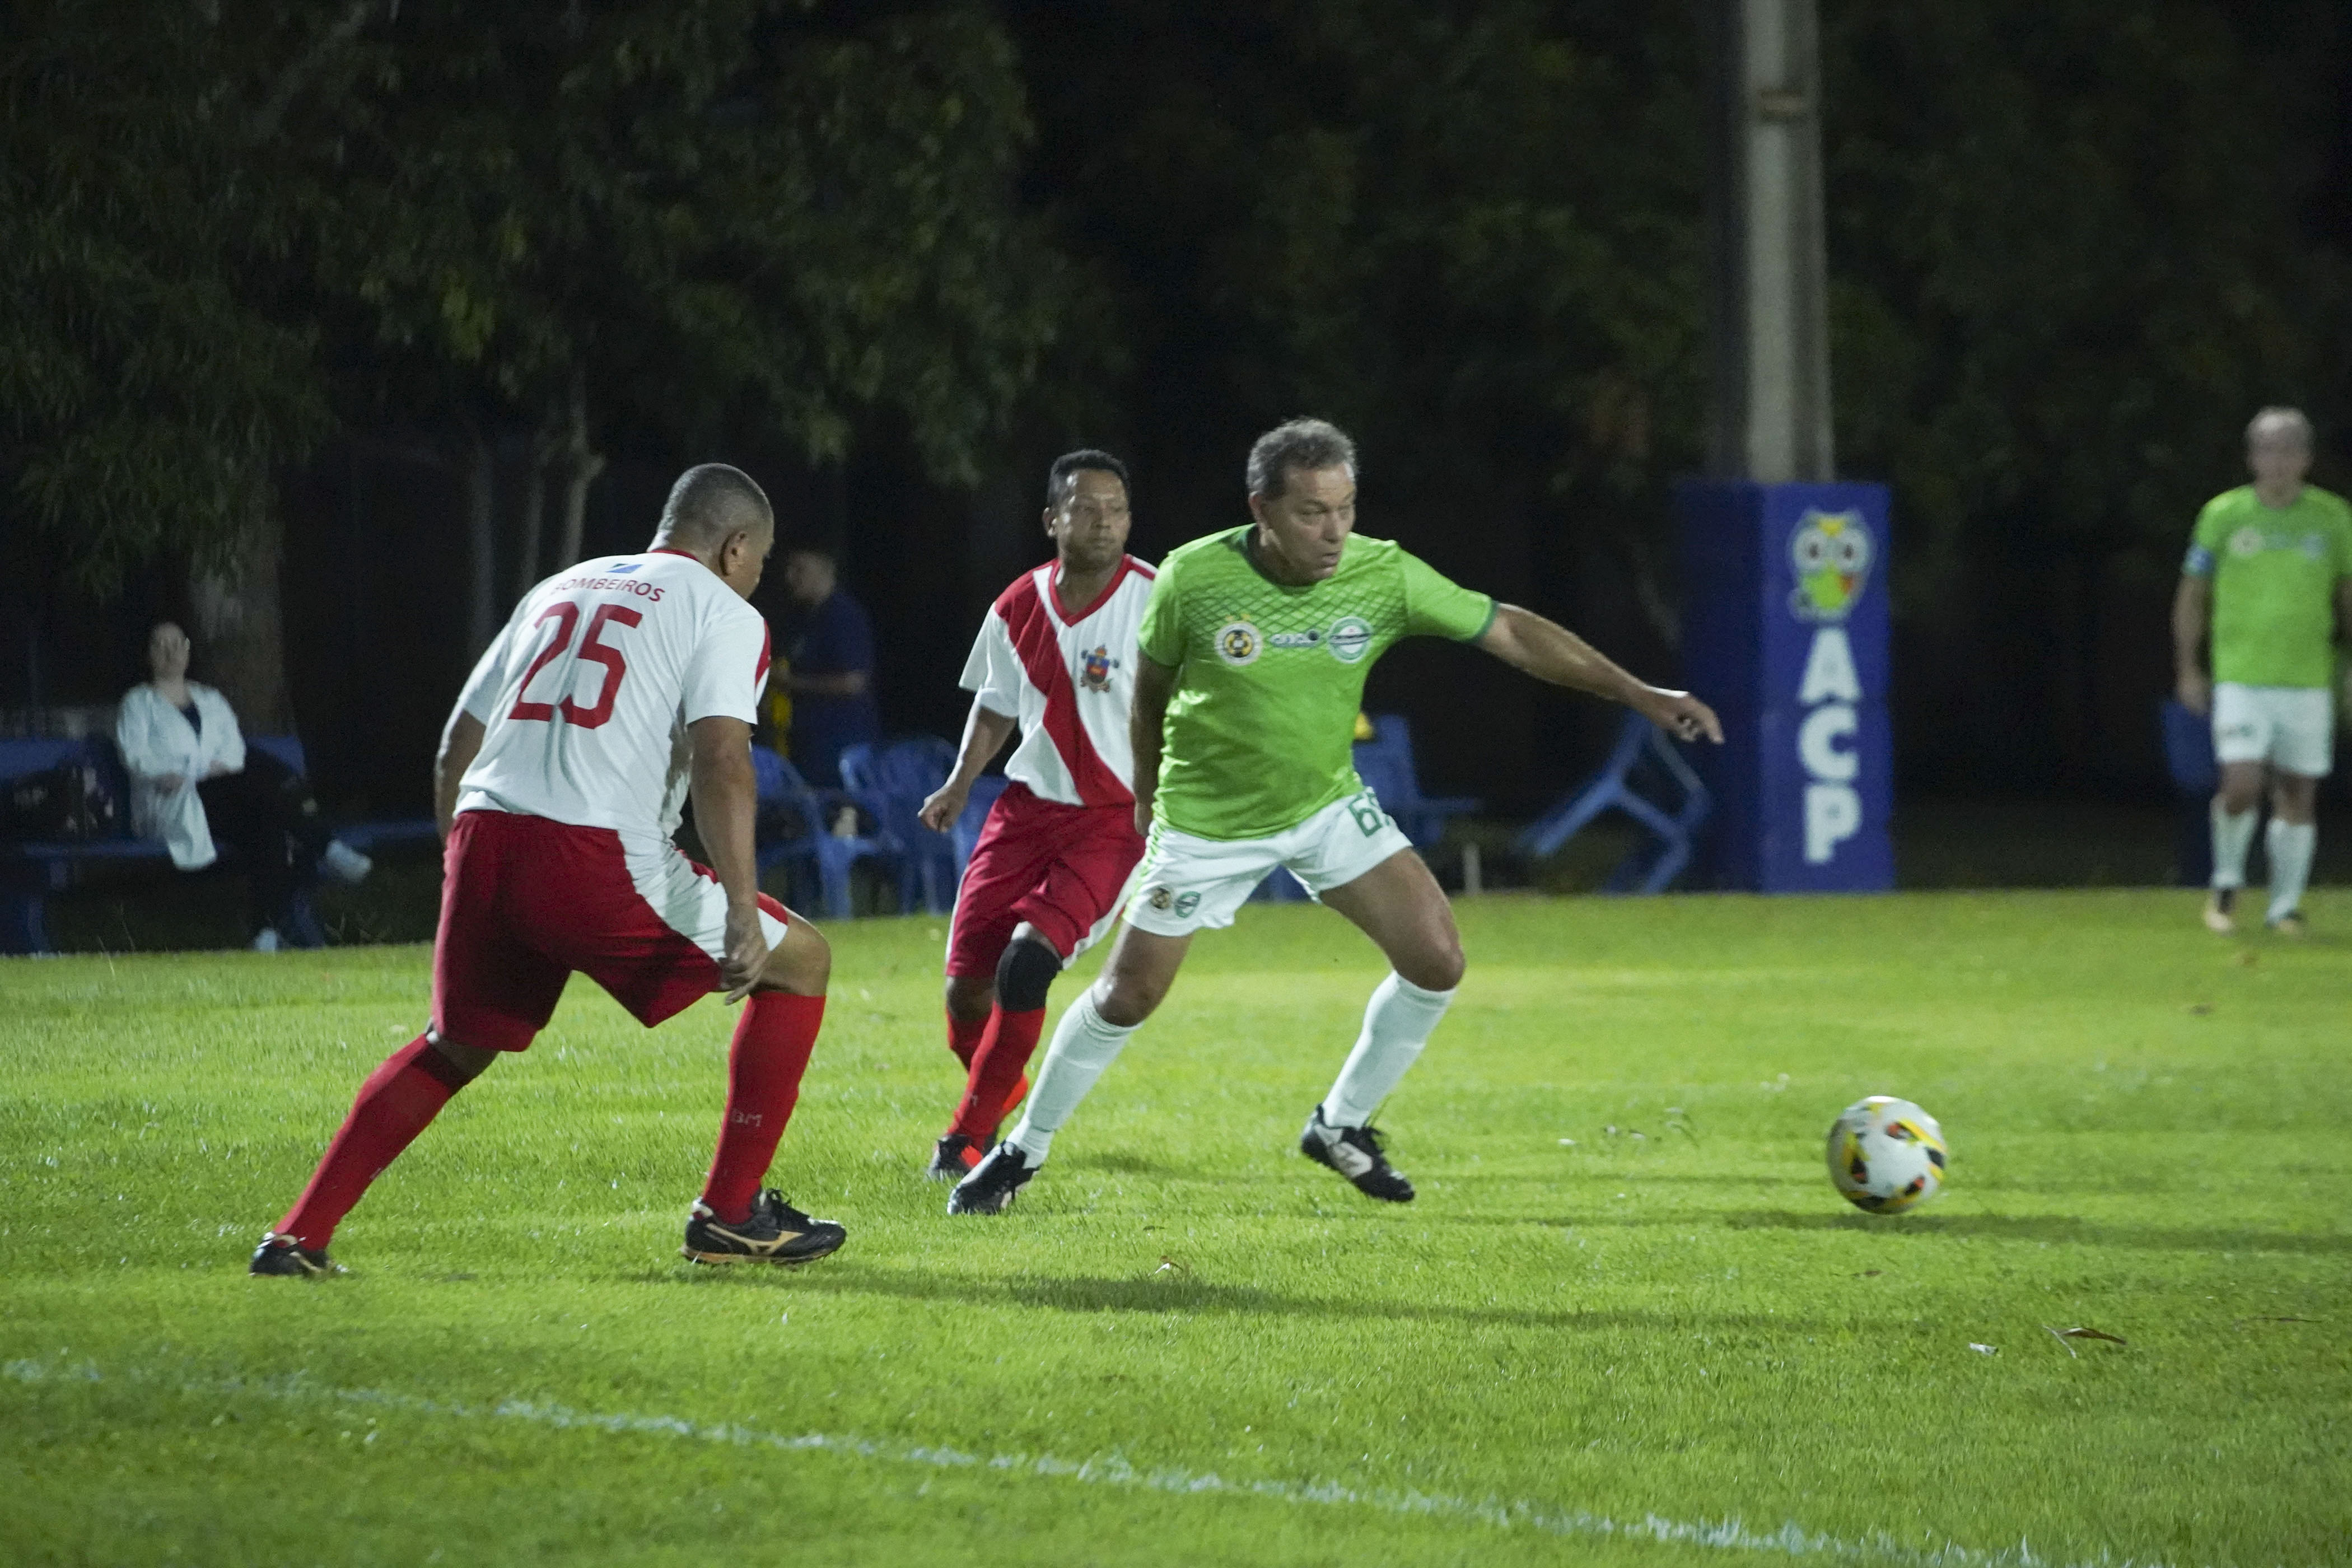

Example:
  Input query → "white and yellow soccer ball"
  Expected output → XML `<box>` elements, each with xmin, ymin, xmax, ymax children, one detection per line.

<box><xmin>1826</xmin><ymin>1095</ymin><xmax>1947</xmax><ymax>1214</ymax></box>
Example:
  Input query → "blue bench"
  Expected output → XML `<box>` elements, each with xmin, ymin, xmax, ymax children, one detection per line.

<box><xmin>0</xmin><ymin>736</ymin><xmax>437</xmax><ymax>954</ymax></box>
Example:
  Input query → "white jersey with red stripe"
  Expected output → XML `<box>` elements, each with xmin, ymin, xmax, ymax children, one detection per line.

<box><xmin>960</xmin><ymin>556</ymin><xmax>1156</xmax><ymax>808</ymax></box>
<box><xmin>454</xmin><ymin>549</ymin><xmax>771</xmax><ymax>839</ymax></box>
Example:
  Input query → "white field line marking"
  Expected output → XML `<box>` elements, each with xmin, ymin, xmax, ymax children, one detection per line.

<box><xmin>4</xmin><ymin>1356</ymin><xmax>2194</xmax><ymax>1568</ymax></box>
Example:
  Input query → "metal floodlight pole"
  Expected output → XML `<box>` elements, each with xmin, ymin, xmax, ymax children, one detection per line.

<box><xmin>1702</xmin><ymin>0</ymin><xmax>1835</xmax><ymax>484</ymax></box>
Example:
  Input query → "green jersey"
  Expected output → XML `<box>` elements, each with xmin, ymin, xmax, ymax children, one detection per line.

<box><xmin>1136</xmin><ymin>528</ymin><xmax>1497</xmax><ymax>840</ymax></box>
<box><xmin>2184</xmin><ymin>485</ymin><xmax>2352</xmax><ymax>689</ymax></box>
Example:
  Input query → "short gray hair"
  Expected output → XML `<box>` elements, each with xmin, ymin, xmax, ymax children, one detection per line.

<box><xmin>1246</xmin><ymin>418</ymin><xmax>1356</xmax><ymax>500</ymax></box>
<box><xmin>2246</xmin><ymin>406</ymin><xmax>2314</xmax><ymax>446</ymax></box>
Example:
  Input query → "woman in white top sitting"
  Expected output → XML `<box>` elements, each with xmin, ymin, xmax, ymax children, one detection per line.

<box><xmin>115</xmin><ymin>622</ymin><xmax>370</xmax><ymax>950</ymax></box>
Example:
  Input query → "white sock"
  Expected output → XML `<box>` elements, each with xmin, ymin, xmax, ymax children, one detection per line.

<box><xmin>1006</xmin><ymin>992</ymin><xmax>1137</xmax><ymax>1163</ymax></box>
<box><xmin>2211</xmin><ymin>802</ymin><xmax>2257</xmax><ymax>890</ymax></box>
<box><xmin>1319</xmin><ymin>972</ymin><xmax>1455</xmax><ymax>1128</ymax></box>
<box><xmin>2266</xmin><ymin>819</ymin><xmax>2316</xmax><ymax>922</ymax></box>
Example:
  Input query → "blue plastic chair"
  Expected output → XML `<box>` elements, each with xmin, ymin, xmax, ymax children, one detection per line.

<box><xmin>952</xmin><ymin>773</ymin><xmax>1011</xmax><ymax>881</ymax></box>
<box><xmin>752</xmin><ymin>748</ymin><xmax>888</xmax><ymax>920</ymax></box>
<box><xmin>1352</xmin><ymin>715</ymin><xmax>1482</xmax><ymax>849</ymax></box>
<box><xmin>2159</xmin><ymin>698</ymin><xmax>2219</xmax><ymax>796</ymax></box>
<box><xmin>1249</xmin><ymin>713</ymin><xmax>1482</xmax><ymax>903</ymax></box>
<box><xmin>2160</xmin><ymin>698</ymin><xmax>2218</xmax><ymax>886</ymax></box>
<box><xmin>840</xmin><ymin>738</ymin><xmax>961</xmax><ymax>914</ymax></box>
<box><xmin>1516</xmin><ymin>711</ymin><xmax>1712</xmax><ymax>894</ymax></box>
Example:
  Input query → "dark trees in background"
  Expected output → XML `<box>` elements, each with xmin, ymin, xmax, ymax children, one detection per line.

<box><xmin>1002</xmin><ymin>0</ymin><xmax>2351</xmax><ymax>805</ymax></box>
<box><xmin>2</xmin><ymin>1</ymin><xmax>2346</xmax><ymax>814</ymax></box>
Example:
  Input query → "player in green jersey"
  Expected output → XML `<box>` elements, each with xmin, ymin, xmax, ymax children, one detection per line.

<box><xmin>951</xmin><ymin>418</ymin><xmax>1720</xmax><ymax>1214</ymax></box>
<box><xmin>2173</xmin><ymin>407</ymin><xmax>2352</xmax><ymax>936</ymax></box>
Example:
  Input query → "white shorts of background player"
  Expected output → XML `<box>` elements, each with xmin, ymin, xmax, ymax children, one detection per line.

<box><xmin>1124</xmin><ymin>790</ymin><xmax>1417</xmax><ymax>937</ymax></box>
<box><xmin>2211</xmin><ymin>683</ymin><xmax>2335</xmax><ymax>778</ymax></box>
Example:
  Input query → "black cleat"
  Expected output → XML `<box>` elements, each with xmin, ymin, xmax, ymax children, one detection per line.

<box><xmin>948</xmin><ymin>1141</ymin><xmax>1037</xmax><ymax>1215</ymax></box>
<box><xmin>681</xmin><ymin>1190</ymin><xmax>846</xmax><ymax>1266</ymax></box>
<box><xmin>1300</xmin><ymin>1107</ymin><xmax>1415</xmax><ymax>1202</ymax></box>
<box><xmin>249</xmin><ymin>1232</ymin><xmax>344</xmax><ymax>1277</ymax></box>
<box><xmin>926</xmin><ymin>1133</ymin><xmax>986</xmax><ymax>1183</ymax></box>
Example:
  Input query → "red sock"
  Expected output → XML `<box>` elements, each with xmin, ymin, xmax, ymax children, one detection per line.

<box><xmin>277</xmin><ymin>1034</ymin><xmax>469</xmax><ymax>1251</ymax></box>
<box><xmin>945</xmin><ymin>1006</ymin><xmax>986</xmax><ymax>1070</ymax></box>
<box><xmin>701</xmin><ymin>990</ymin><xmax>825</xmax><ymax>1225</ymax></box>
<box><xmin>949</xmin><ymin>1005</ymin><xmax>1045</xmax><ymax>1140</ymax></box>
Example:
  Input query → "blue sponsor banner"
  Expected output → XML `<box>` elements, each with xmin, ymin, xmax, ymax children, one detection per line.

<box><xmin>1677</xmin><ymin>479</ymin><xmax>1893</xmax><ymax>893</ymax></box>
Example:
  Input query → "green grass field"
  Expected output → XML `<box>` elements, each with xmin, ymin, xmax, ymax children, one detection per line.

<box><xmin>3</xmin><ymin>890</ymin><xmax>2347</xmax><ymax>1567</ymax></box>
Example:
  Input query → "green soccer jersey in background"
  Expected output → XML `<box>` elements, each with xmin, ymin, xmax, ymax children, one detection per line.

<box><xmin>2185</xmin><ymin>484</ymin><xmax>2352</xmax><ymax>688</ymax></box>
<box><xmin>1136</xmin><ymin>528</ymin><xmax>1496</xmax><ymax>840</ymax></box>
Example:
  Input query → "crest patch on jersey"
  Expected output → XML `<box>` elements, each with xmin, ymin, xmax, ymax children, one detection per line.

<box><xmin>1078</xmin><ymin>644</ymin><xmax>1116</xmax><ymax>691</ymax></box>
<box><xmin>1215</xmin><ymin>620</ymin><xmax>1262</xmax><ymax>666</ymax></box>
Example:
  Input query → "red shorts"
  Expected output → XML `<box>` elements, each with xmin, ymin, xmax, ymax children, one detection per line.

<box><xmin>945</xmin><ymin>783</ymin><xmax>1144</xmax><ymax>977</ymax></box>
<box><xmin>433</xmin><ymin>810</ymin><xmax>791</xmax><ymax>1053</ymax></box>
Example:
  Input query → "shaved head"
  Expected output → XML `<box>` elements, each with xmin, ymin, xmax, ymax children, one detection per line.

<box><xmin>657</xmin><ymin>464</ymin><xmax>774</xmax><ymax>551</ymax></box>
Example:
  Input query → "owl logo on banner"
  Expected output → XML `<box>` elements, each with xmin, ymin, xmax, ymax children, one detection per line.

<box><xmin>1789</xmin><ymin>511</ymin><xmax>1875</xmax><ymax>622</ymax></box>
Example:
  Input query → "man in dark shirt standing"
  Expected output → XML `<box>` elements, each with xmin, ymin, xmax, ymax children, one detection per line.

<box><xmin>779</xmin><ymin>545</ymin><xmax>882</xmax><ymax>786</ymax></box>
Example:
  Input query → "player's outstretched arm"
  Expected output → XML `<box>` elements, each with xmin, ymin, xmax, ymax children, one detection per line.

<box><xmin>433</xmin><ymin>710</ymin><xmax>487</xmax><ymax>841</ymax></box>
<box><xmin>689</xmin><ymin>716</ymin><xmax>768</xmax><ymax>1002</ymax></box>
<box><xmin>1128</xmin><ymin>654</ymin><xmax>1178</xmax><ymax>838</ymax></box>
<box><xmin>1474</xmin><ymin>604</ymin><xmax>1723</xmax><ymax>744</ymax></box>
<box><xmin>918</xmin><ymin>698</ymin><xmax>1019</xmax><ymax>833</ymax></box>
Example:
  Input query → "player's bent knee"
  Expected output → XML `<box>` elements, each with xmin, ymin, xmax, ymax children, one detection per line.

<box><xmin>944</xmin><ymin>972</ymin><xmax>996</xmax><ymax>1023</ymax></box>
<box><xmin>993</xmin><ymin>934</ymin><xmax>1064</xmax><ymax>1014</ymax></box>
<box><xmin>425</xmin><ymin>1033</ymin><xmax>498</xmax><ymax>1086</ymax></box>
<box><xmin>1405</xmin><ymin>945</ymin><xmax>1465</xmax><ymax>993</ymax></box>
<box><xmin>759</xmin><ymin>920</ymin><xmax>831</xmax><ymax>996</ymax></box>
<box><xmin>1093</xmin><ymin>975</ymin><xmax>1162</xmax><ymax>1029</ymax></box>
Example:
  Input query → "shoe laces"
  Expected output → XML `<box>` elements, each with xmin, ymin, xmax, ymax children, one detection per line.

<box><xmin>754</xmin><ymin>1189</ymin><xmax>814</xmax><ymax>1228</ymax></box>
<box><xmin>1346</xmin><ymin>1123</ymin><xmax>1390</xmax><ymax>1159</ymax></box>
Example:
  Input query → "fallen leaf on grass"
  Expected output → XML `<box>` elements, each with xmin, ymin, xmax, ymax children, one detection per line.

<box><xmin>2186</xmin><ymin>1002</ymin><xmax>2214</xmax><ymax>1015</ymax></box>
<box><xmin>1154</xmin><ymin>1254</ymin><xmax>1188</xmax><ymax>1276</ymax></box>
<box><xmin>1968</xmin><ymin>1343</ymin><xmax>1999</xmax><ymax>1356</ymax></box>
<box><xmin>2234</xmin><ymin>950</ymin><xmax>2258</xmax><ymax>967</ymax></box>
<box><xmin>1851</xmin><ymin>1270</ymin><xmax>1882</xmax><ymax>1278</ymax></box>
<box><xmin>2043</xmin><ymin>1324</ymin><xmax>2128</xmax><ymax>1356</ymax></box>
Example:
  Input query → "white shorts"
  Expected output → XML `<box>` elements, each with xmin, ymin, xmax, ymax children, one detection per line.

<box><xmin>2213</xmin><ymin>684</ymin><xmax>2334</xmax><ymax>778</ymax></box>
<box><xmin>1124</xmin><ymin>789</ymin><xmax>1417</xmax><ymax>937</ymax></box>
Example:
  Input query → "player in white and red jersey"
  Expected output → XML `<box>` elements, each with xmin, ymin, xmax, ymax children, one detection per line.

<box><xmin>913</xmin><ymin>450</ymin><xmax>1154</xmax><ymax>1180</ymax></box>
<box><xmin>251</xmin><ymin>465</ymin><xmax>847</xmax><ymax>1277</ymax></box>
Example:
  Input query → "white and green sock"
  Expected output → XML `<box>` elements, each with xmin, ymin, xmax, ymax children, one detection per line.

<box><xmin>1319</xmin><ymin>972</ymin><xmax>1455</xmax><ymax>1128</ymax></box>
<box><xmin>2211</xmin><ymin>800</ymin><xmax>2258</xmax><ymax>891</ymax></box>
<box><xmin>1006</xmin><ymin>992</ymin><xmax>1137</xmax><ymax>1163</ymax></box>
<box><xmin>2266</xmin><ymin>819</ymin><xmax>2316</xmax><ymax>923</ymax></box>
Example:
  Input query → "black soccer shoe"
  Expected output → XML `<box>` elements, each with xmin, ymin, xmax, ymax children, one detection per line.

<box><xmin>1299</xmin><ymin>1107</ymin><xmax>1415</xmax><ymax>1202</ymax></box>
<box><xmin>926</xmin><ymin>1133</ymin><xmax>987</xmax><ymax>1183</ymax></box>
<box><xmin>249</xmin><ymin>1232</ymin><xmax>344</xmax><ymax>1277</ymax></box>
<box><xmin>681</xmin><ymin>1191</ymin><xmax>847</xmax><ymax>1266</ymax></box>
<box><xmin>948</xmin><ymin>1141</ymin><xmax>1037</xmax><ymax>1215</ymax></box>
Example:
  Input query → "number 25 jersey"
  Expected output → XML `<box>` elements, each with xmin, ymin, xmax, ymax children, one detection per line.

<box><xmin>454</xmin><ymin>550</ymin><xmax>771</xmax><ymax>840</ymax></box>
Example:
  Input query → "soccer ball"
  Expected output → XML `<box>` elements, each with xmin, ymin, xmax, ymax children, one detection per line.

<box><xmin>1826</xmin><ymin>1095</ymin><xmax>1947</xmax><ymax>1214</ymax></box>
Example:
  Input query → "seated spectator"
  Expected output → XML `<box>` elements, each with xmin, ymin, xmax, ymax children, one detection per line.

<box><xmin>778</xmin><ymin>545</ymin><xmax>881</xmax><ymax>787</ymax></box>
<box><xmin>115</xmin><ymin>622</ymin><xmax>371</xmax><ymax>951</ymax></box>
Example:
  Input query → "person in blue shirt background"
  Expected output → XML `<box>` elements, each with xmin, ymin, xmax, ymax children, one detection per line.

<box><xmin>778</xmin><ymin>545</ymin><xmax>881</xmax><ymax>787</ymax></box>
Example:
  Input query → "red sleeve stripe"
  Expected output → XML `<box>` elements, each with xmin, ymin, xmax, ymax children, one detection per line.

<box><xmin>755</xmin><ymin>624</ymin><xmax>772</xmax><ymax>685</ymax></box>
